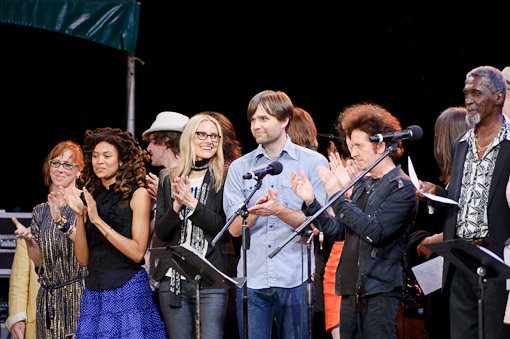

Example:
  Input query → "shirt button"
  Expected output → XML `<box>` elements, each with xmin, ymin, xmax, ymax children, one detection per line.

<box><xmin>268</xmin><ymin>245</ymin><xmax>271</xmax><ymax>248</ymax></box>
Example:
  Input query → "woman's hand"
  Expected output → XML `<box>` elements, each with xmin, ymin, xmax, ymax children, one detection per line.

<box><xmin>172</xmin><ymin>176</ymin><xmax>198</xmax><ymax>211</ymax></box>
<box><xmin>59</xmin><ymin>186</ymin><xmax>86</xmax><ymax>217</ymax></box>
<box><xmin>12</xmin><ymin>217</ymin><xmax>33</xmax><ymax>240</ymax></box>
<box><xmin>47</xmin><ymin>190</ymin><xmax>65</xmax><ymax>222</ymax></box>
<box><xmin>81</xmin><ymin>187</ymin><xmax>102</xmax><ymax>226</ymax></box>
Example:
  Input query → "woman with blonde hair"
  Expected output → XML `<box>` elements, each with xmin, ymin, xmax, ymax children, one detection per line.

<box><xmin>154</xmin><ymin>113</ymin><xmax>236</xmax><ymax>338</ymax></box>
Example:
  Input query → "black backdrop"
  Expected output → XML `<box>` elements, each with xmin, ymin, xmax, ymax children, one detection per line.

<box><xmin>0</xmin><ymin>5</ymin><xmax>507</xmax><ymax>213</ymax></box>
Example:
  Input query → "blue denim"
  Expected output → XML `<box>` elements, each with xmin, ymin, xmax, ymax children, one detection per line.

<box><xmin>236</xmin><ymin>282</ymin><xmax>313</xmax><ymax>339</ymax></box>
<box><xmin>159</xmin><ymin>278</ymin><xmax>228</xmax><ymax>339</ymax></box>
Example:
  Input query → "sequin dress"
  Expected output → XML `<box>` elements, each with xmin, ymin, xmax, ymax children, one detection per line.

<box><xmin>31</xmin><ymin>203</ymin><xmax>87</xmax><ymax>339</ymax></box>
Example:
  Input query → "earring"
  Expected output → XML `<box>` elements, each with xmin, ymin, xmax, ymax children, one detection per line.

<box><xmin>119</xmin><ymin>162</ymin><xmax>123</xmax><ymax>167</ymax></box>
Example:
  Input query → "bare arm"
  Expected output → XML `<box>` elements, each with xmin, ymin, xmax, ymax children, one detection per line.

<box><xmin>60</xmin><ymin>187</ymin><xmax>89</xmax><ymax>266</ymax></box>
<box><xmin>85</xmin><ymin>187</ymin><xmax>150</xmax><ymax>263</ymax></box>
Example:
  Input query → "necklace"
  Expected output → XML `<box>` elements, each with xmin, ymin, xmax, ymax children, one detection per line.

<box><xmin>191</xmin><ymin>159</ymin><xmax>209</xmax><ymax>171</ymax></box>
<box><xmin>475</xmin><ymin>137</ymin><xmax>490</xmax><ymax>152</ymax></box>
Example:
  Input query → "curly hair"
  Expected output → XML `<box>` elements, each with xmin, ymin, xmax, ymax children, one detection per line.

<box><xmin>81</xmin><ymin>127</ymin><xmax>150</xmax><ymax>200</ymax></box>
<box><xmin>340</xmin><ymin>103</ymin><xmax>404</xmax><ymax>162</ymax></box>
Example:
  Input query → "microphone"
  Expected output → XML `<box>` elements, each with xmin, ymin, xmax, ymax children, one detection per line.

<box><xmin>317</xmin><ymin>133</ymin><xmax>341</xmax><ymax>141</ymax></box>
<box><xmin>243</xmin><ymin>161</ymin><xmax>283</xmax><ymax>180</ymax></box>
<box><xmin>369</xmin><ymin>125</ymin><xmax>423</xmax><ymax>143</ymax></box>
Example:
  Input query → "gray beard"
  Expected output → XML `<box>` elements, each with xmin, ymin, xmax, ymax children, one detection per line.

<box><xmin>466</xmin><ymin>112</ymin><xmax>480</xmax><ymax>126</ymax></box>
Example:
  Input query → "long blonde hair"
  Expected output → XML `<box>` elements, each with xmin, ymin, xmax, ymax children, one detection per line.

<box><xmin>170</xmin><ymin>114</ymin><xmax>225</xmax><ymax>191</ymax></box>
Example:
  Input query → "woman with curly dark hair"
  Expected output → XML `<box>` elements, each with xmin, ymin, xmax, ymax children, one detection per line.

<box><xmin>62</xmin><ymin>127</ymin><xmax>167</xmax><ymax>338</ymax></box>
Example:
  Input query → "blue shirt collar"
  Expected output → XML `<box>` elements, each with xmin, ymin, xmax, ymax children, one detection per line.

<box><xmin>253</xmin><ymin>135</ymin><xmax>299</xmax><ymax>161</ymax></box>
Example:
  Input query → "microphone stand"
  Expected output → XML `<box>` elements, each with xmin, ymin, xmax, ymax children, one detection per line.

<box><xmin>305</xmin><ymin>228</ymin><xmax>314</xmax><ymax>339</ymax></box>
<box><xmin>268</xmin><ymin>142</ymin><xmax>398</xmax><ymax>338</ymax></box>
<box><xmin>212</xmin><ymin>176</ymin><xmax>265</xmax><ymax>339</ymax></box>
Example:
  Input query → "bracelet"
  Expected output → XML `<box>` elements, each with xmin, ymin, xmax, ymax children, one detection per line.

<box><xmin>64</xmin><ymin>225</ymin><xmax>74</xmax><ymax>237</ymax></box>
<box><xmin>56</xmin><ymin>215</ymin><xmax>72</xmax><ymax>234</ymax></box>
<box><xmin>55</xmin><ymin>215</ymin><xmax>68</xmax><ymax>228</ymax></box>
<box><xmin>104</xmin><ymin>227</ymin><xmax>113</xmax><ymax>239</ymax></box>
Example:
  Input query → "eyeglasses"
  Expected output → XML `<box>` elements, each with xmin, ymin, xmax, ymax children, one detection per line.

<box><xmin>49</xmin><ymin>160</ymin><xmax>78</xmax><ymax>170</ymax></box>
<box><xmin>195</xmin><ymin>131</ymin><xmax>221</xmax><ymax>142</ymax></box>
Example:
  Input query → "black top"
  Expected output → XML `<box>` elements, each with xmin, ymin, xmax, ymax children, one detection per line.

<box><xmin>85</xmin><ymin>183</ymin><xmax>144</xmax><ymax>290</ymax></box>
<box><xmin>339</xmin><ymin>183</ymin><xmax>370</xmax><ymax>295</ymax></box>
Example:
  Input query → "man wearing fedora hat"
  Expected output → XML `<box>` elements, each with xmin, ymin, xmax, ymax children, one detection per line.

<box><xmin>141</xmin><ymin>111</ymin><xmax>189</xmax><ymax>282</ymax></box>
<box><xmin>142</xmin><ymin>111</ymin><xmax>190</xmax><ymax>205</ymax></box>
<box><xmin>501</xmin><ymin>66</ymin><xmax>510</xmax><ymax>119</ymax></box>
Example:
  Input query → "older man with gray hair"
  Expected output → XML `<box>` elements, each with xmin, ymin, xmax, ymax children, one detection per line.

<box><xmin>443</xmin><ymin>65</ymin><xmax>510</xmax><ymax>339</ymax></box>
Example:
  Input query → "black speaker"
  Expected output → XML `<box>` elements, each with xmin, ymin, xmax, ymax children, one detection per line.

<box><xmin>0</xmin><ymin>211</ymin><xmax>32</xmax><ymax>278</ymax></box>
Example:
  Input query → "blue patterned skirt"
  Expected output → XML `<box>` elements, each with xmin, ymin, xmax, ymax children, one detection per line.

<box><xmin>75</xmin><ymin>269</ymin><xmax>167</xmax><ymax>338</ymax></box>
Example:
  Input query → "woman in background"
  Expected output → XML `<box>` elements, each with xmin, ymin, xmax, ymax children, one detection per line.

<box><xmin>408</xmin><ymin>107</ymin><xmax>470</xmax><ymax>339</ymax></box>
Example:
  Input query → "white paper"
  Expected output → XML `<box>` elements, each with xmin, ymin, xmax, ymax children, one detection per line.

<box><xmin>411</xmin><ymin>256</ymin><xmax>444</xmax><ymax>295</ymax></box>
<box><xmin>407</xmin><ymin>156</ymin><xmax>458</xmax><ymax>205</ymax></box>
<box><xmin>504</xmin><ymin>246</ymin><xmax>510</xmax><ymax>290</ymax></box>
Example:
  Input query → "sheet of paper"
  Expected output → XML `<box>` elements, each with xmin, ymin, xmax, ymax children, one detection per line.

<box><xmin>407</xmin><ymin>156</ymin><xmax>458</xmax><ymax>205</ymax></box>
<box><xmin>502</xmin><ymin>246</ymin><xmax>510</xmax><ymax>290</ymax></box>
<box><xmin>411</xmin><ymin>256</ymin><xmax>444</xmax><ymax>295</ymax></box>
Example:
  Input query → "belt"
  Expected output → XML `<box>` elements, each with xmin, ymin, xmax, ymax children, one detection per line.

<box><xmin>465</xmin><ymin>237</ymin><xmax>490</xmax><ymax>247</ymax></box>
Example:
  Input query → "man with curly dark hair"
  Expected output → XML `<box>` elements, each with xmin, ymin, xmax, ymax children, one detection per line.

<box><xmin>292</xmin><ymin>103</ymin><xmax>418</xmax><ymax>338</ymax></box>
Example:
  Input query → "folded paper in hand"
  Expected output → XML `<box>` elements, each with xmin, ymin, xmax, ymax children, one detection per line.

<box><xmin>407</xmin><ymin>156</ymin><xmax>458</xmax><ymax>205</ymax></box>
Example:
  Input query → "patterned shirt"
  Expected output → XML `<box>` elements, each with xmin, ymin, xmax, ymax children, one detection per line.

<box><xmin>456</xmin><ymin>118</ymin><xmax>510</xmax><ymax>239</ymax></box>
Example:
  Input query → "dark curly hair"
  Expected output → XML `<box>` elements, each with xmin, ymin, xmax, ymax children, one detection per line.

<box><xmin>340</xmin><ymin>103</ymin><xmax>404</xmax><ymax>162</ymax></box>
<box><xmin>81</xmin><ymin>127</ymin><xmax>150</xmax><ymax>200</ymax></box>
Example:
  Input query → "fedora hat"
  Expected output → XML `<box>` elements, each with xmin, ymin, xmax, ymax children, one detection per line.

<box><xmin>142</xmin><ymin>111</ymin><xmax>189</xmax><ymax>138</ymax></box>
<box><xmin>502</xmin><ymin>66</ymin><xmax>510</xmax><ymax>91</ymax></box>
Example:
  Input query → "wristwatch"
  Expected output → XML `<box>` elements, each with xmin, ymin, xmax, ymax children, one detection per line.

<box><xmin>56</xmin><ymin>215</ymin><xmax>71</xmax><ymax>233</ymax></box>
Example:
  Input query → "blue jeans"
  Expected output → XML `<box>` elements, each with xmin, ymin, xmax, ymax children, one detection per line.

<box><xmin>159</xmin><ymin>278</ymin><xmax>228</xmax><ymax>339</ymax></box>
<box><xmin>236</xmin><ymin>282</ymin><xmax>313</xmax><ymax>339</ymax></box>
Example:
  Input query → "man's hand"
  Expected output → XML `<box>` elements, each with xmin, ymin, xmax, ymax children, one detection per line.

<box><xmin>291</xmin><ymin>170</ymin><xmax>314</xmax><ymax>205</ymax></box>
<box><xmin>146</xmin><ymin>172</ymin><xmax>159</xmax><ymax>206</ymax></box>
<box><xmin>10</xmin><ymin>321</ymin><xmax>25</xmax><ymax>339</ymax></box>
<box><xmin>417</xmin><ymin>233</ymin><xmax>443</xmax><ymax>259</ymax></box>
<box><xmin>248</xmin><ymin>188</ymin><xmax>280</xmax><ymax>216</ymax></box>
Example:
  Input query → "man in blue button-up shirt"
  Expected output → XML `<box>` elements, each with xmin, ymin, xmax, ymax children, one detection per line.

<box><xmin>223</xmin><ymin>90</ymin><xmax>328</xmax><ymax>339</ymax></box>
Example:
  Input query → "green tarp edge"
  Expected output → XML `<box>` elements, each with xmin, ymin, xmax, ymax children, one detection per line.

<box><xmin>0</xmin><ymin>0</ymin><xmax>140</xmax><ymax>55</ymax></box>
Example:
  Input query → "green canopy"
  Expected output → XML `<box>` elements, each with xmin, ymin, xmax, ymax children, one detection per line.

<box><xmin>0</xmin><ymin>0</ymin><xmax>140</xmax><ymax>55</ymax></box>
